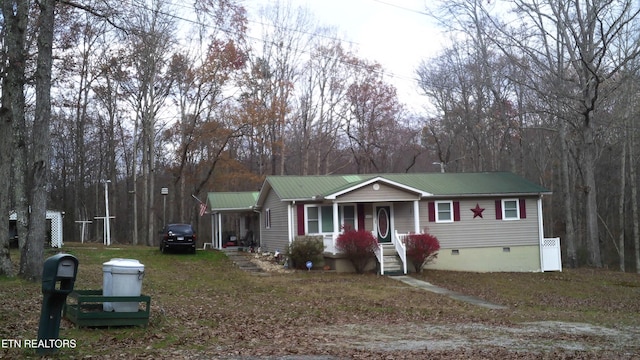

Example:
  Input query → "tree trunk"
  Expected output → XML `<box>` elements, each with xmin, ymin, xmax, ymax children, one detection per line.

<box><xmin>560</xmin><ymin>119</ymin><xmax>578</xmax><ymax>268</ymax></box>
<box><xmin>631</xmin><ymin>121</ymin><xmax>640</xmax><ymax>273</ymax></box>
<box><xmin>21</xmin><ymin>0</ymin><xmax>56</xmax><ymax>281</ymax></box>
<box><xmin>0</xmin><ymin>0</ymin><xmax>29</xmax><ymax>277</ymax></box>
<box><xmin>583</xmin><ymin>125</ymin><xmax>602</xmax><ymax>268</ymax></box>
<box><xmin>618</xmin><ymin>131</ymin><xmax>626</xmax><ymax>272</ymax></box>
<box><xmin>132</xmin><ymin>112</ymin><xmax>140</xmax><ymax>245</ymax></box>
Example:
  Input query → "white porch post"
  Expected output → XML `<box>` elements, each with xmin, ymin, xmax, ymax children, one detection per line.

<box><xmin>413</xmin><ymin>200</ymin><xmax>420</xmax><ymax>233</ymax></box>
<box><xmin>537</xmin><ymin>196</ymin><xmax>545</xmax><ymax>271</ymax></box>
<box><xmin>333</xmin><ymin>202</ymin><xmax>339</xmax><ymax>233</ymax></box>
<box><xmin>333</xmin><ymin>202</ymin><xmax>339</xmax><ymax>254</ymax></box>
<box><xmin>288</xmin><ymin>204</ymin><xmax>294</xmax><ymax>244</ymax></box>
<box><xmin>212</xmin><ymin>213</ymin><xmax>216</xmax><ymax>249</ymax></box>
<box><xmin>217</xmin><ymin>213</ymin><xmax>223</xmax><ymax>248</ymax></box>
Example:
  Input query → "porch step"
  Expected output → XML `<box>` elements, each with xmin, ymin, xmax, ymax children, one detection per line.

<box><xmin>379</xmin><ymin>244</ymin><xmax>404</xmax><ymax>275</ymax></box>
<box><xmin>382</xmin><ymin>247</ymin><xmax>398</xmax><ymax>256</ymax></box>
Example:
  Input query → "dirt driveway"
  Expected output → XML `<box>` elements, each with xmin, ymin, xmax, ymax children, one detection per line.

<box><xmin>311</xmin><ymin>321</ymin><xmax>640</xmax><ymax>357</ymax></box>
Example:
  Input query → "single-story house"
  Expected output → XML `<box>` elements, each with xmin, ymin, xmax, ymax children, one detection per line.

<box><xmin>206</xmin><ymin>172</ymin><xmax>561</xmax><ymax>273</ymax></box>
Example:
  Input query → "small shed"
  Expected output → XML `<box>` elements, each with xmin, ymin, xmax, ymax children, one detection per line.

<box><xmin>9</xmin><ymin>210</ymin><xmax>64</xmax><ymax>248</ymax></box>
<box><xmin>206</xmin><ymin>192</ymin><xmax>259</xmax><ymax>249</ymax></box>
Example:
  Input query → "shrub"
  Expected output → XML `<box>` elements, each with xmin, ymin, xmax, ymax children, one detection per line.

<box><xmin>285</xmin><ymin>236</ymin><xmax>325</xmax><ymax>269</ymax></box>
<box><xmin>404</xmin><ymin>233</ymin><xmax>440</xmax><ymax>273</ymax></box>
<box><xmin>336</xmin><ymin>229</ymin><xmax>378</xmax><ymax>274</ymax></box>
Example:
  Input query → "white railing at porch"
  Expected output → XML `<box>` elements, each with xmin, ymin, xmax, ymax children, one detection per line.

<box><xmin>374</xmin><ymin>243</ymin><xmax>384</xmax><ymax>274</ymax></box>
<box><xmin>324</xmin><ymin>234</ymin><xmax>338</xmax><ymax>255</ymax></box>
<box><xmin>393</xmin><ymin>230</ymin><xmax>408</xmax><ymax>275</ymax></box>
<box><xmin>324</xmin><ymin>231</ymin><xmax>408</xmax><ymax>275</ymax></box>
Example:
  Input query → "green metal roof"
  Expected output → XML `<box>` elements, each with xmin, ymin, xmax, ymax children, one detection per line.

<box><xmin>207</xmin><ymin>192</ymin><xmax>259</xmax><ymax>212</ymax></box>
<box><xmin>264</xmin><ymin>172</ymin><xmax>550</xmax><ymax>201</ymax></box>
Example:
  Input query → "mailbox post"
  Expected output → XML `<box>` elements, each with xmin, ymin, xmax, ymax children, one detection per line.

<box><xmin>37</xmin><ymin>254</ymin><xmax>78</xmax><ymax>355</ymax></box>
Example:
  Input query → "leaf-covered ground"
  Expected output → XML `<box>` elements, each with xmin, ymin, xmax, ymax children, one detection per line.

<box><xmin>1</xmin><ymin>244</ymin><xmax>639</xmax><ymax>359</ymax></box>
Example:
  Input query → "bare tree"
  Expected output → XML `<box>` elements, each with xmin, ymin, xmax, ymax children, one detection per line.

<box><xmin>344</xmin><ymin>59</ymin><xmax>403</xmax><ymax>174</ymax></box>
<box><xmin>250</xmin><ymin>1</ymin><xmax>314</xmax><ymax>175</ymax></box>
<box><xmin>294</xmin><ymin>36</ymin><xmax>350</xmax><ymax>175</ymax></box>
<box><xmin>0</xmin><ymin>0</ymin><xmax>29</xmax><ymax>276</ymax></box>
<box><xmin>18</xmin><ymin>0</ymin><xmax>57</xmax><ymax>280</ymax></box>
<box><xmin>120</xmin><ymin>0</ymin><xmax>175</xmax><ymax>246</ymax></box>
<box><xmin>166</xmin><ymin>0</ymin><xmax>247</xmax><ymax>221</ymax></box>
<box><xmin>426</xmin><ymin>0</ymin><xmax>640</xmax><ymax>268</ymax></box>
<box><xmin>508</xmin><ymin>0</ymin><xmax>640</xmax><ymax>267</ymax></box>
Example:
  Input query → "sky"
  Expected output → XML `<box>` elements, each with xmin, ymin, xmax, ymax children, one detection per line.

<box><xmin>244</xmin><ymin>0</ymin><xmax>445</xmax><ymax>114</ymax></box>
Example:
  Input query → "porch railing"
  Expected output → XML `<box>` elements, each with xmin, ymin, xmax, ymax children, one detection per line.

<box><xmin>374</xmin><ymin>243</ymin><xmax>384</xmax><ymax>274</ymax></box>
<box><xmin>324</xmin><ymin>231</ymin><xmax>408</xmax><ymax>275</ymax></box>
<box><xmin>393</xmin><ymin>230</ymin><xmax>408</xmax><ymax>275</ymax></box>
<box><xmin>323</xmin><ymin>234</ymin><xmax>338</xmax><ymax>255</ymax></box>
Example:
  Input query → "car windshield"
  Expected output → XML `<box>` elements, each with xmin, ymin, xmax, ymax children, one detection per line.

<box><xmin>167</xmin><ymin>224</ymin><xmax>193</xmax><ymax>235</ymax></box>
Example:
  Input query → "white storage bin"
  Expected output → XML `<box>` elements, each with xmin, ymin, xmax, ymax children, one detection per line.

<box><xmin>102</xmin><ymin>259</ymin><xmax>145</xmax><ymax>312</ymax></box>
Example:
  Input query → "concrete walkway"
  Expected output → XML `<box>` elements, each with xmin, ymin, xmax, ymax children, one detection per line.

<box><xmin>220</xmin><ymin>247</ymin><xmax>266</xmax><ymax>275</ymax></box>
<box><xmin>389</xmin><ymin>275</ymin><xmax>508</xmax><ymax>310</ymax></box>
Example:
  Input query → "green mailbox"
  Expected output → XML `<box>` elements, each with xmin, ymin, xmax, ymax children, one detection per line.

<box><xmin>37</xmin><ymin>254</ymin><xmax>78</xmax><ymax>355</ymax></box>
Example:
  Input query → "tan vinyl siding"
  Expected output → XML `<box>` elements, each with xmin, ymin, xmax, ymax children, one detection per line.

<box><xmin>392</xmin><ymin>202</ymin><xmax>414</xmax><ymax>232</ymax></box>
<box><xmin>260</xmin><ymin>189</ymin><xmax>290</xmax><ymax>253</ymax></box>
<box><xmin>419</xmin><ymin>198</ymin><xmax>540</xmax><ymax>248</ymax></box>
<box><xmin>337</xmin><ymin>182</ymin><xmax>420</xmax><ymax>203</ymax></box>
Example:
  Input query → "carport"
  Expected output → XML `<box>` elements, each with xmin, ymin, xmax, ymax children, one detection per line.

<box><xmin>205</xmin><ymin>192</ymin><xmax>259</xmax><ymax>250</ymax></box>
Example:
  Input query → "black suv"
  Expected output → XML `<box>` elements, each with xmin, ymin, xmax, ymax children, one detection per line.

<box><xmin>159</xmin><ymin>223</ymin><xmax>196</xmax><ymax>254</ymax></box>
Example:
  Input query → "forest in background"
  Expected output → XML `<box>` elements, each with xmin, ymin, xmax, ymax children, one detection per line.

<box><xmin>2</xmin><ymin>0</ymin><xmax>640</xmax><ymax>279</ymax></box>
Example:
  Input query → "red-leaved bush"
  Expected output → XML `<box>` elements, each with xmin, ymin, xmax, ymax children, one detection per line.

<box><xmin>336</xmin><ymin>229</ymin><xmax>378</xmax><ymax>274</ymax></box>
<box><xmin>404</xmin><ymin>233</ymin><xmax>440</xmax><ymax>273</ymax></box>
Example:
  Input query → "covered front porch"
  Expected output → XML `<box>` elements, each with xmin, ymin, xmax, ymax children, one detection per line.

<box><xmin>206</xmin><ymin>192</ymin><xmax>260</xmax><ymax>250</ymax></box>
<box><xmin>296</xmin><ymin>200</ymin><xmax>422</xmax><ymax>275</ymax></box>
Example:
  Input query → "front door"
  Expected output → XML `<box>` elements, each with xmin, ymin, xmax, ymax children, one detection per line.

<box><xmin>375</xmin><ymin>206</ymin><xmax>391</xmax><ymax>243</ymax></box>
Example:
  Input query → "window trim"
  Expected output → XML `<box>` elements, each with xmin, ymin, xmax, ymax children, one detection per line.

<box><xmin>265</xmin><ymin>208</ymin><xmax>271</xmax><ymax>229</ymax></box>
<box><xmin>305</xmin><ymin>205</ymin><xmax>321</xmax><ymax>234</ymax></box>
<box><xmin>435</xmin><ymin>200</ymin><xmax>454</xmax><ymax>223</ymax></box>
<box><xmin>304</xmin><ymin>204</ymin><xmax>357</xmax><ymax>234</ymax></box>
<box><xmin>501</xmin><ymin>199</ymin><xmax>520</xmax><ymax>220</ymax></box>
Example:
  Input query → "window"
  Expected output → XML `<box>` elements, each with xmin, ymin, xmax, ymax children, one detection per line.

<box><xmin>428</xmin><ymin>201</ymin><xmax>460</xmax><ymax>222</ymax></box>
<box><xmin>436</xmin><ymin>201</ymin><xmax>453</xmax><ymax>223</ymax></box>
<box><xmin>321</xmin><ymin>206</ymin><xmax>333</xmax><ymax>232</ymax></box>
<box><xmin>342</xmin><ymin>205</ymin><xmax>355</xmax><ymax>230</ymax></box>
<box><xmin>306</xmin><ymin>206</ymin><xmax>320</xmax><ymax>233</ymax></box>
<box><xmin>265</xmin><ymin>208</ymin><xmax>271</xmax><ymax>229</ymax></box>
<box><xmin>305</xmin><ymin>204</ymin><xmax>356</xmax><ymax>234</ymax></box>
<box><xmin>502</xmin><ymin>199</ymin><xmax>519</xmax><ymax>220</ymax></box>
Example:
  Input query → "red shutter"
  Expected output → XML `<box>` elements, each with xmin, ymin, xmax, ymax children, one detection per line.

<box><xmin>428</xmin><ymin>202</ymin><xmax>435</xmax><ymax>222</ymax></box>
<box><xmin>519</xmin><ymin>198</ymin><xmax>527</xmax><ymax>219</ymax></box>
<box><xmin>453</xmin><ymin>201</ymin><xmax>460</xmax><ymax>221</ymax></box>
<box><xmin>357</xmin><ymin>204</ymin><xmax>365</xmax><ymax>230</ymax></box>
<box><xmin>495</xmin><ymin>200</ymin><xmax>502</xmax><ymax>220</ymax></box>
<box><xmin>297</xmin><ymin>204</ymin><xmax>305</xmax><ymax>235</ymax></box>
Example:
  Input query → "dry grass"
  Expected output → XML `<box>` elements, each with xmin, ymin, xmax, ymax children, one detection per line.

<box><xmin>420</xmin><ymin>267</ymin><xmax>640</xmax><ymax>327</ymax></box>
<box><xmin>1</xmin><ymin>243</ymin><xmax>639</xmax><ymax>359</ymax></box>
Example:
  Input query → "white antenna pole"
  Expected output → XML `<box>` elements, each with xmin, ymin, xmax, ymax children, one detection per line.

<box><xmin>103</xmin><ymin>180</ymin><xmax>111</xmax><ymax>246</ymax></box>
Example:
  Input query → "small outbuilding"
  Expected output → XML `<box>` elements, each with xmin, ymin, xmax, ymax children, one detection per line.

<box><xmin>9</xmin><ymin>210</ymin><xmax>64</xmax><ymax>248</ymax></box>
